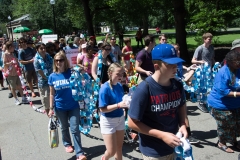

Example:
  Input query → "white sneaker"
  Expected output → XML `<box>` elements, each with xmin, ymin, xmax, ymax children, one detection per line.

<box><xmin>22</xmin><ymin>97</ymin><xmax>29</xmax><ymax>104</ymax></box>
<box><xmin>15</xmin><ymin>99</ymin><xmax>21</xmax><ymax>105</ymax></box>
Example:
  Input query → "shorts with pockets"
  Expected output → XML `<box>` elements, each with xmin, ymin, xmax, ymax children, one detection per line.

<box><xmin>100</xmin><ymin>115</ymin><xmax>125</xmax><ymax>134</ymax></box>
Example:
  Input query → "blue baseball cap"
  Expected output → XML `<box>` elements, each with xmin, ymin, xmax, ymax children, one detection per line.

<box><xmin>152</xmin><ymin>44</ymin><xmax>184</xmax><ymax>64</ymax></box>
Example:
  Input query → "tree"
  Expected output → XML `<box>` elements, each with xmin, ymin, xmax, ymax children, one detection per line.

<box><xmin>172</xmin><ymin>0</ymin><xmax>190</xmax><ymax>63</ymax></box>
<box><xmin>12</xmin><ymin>0</ymin><xmax>74</xmax><ymax>36</ymax></box>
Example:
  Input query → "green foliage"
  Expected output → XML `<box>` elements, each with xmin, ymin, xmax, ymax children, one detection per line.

<box><xmin>187</xmin><ymin>0</ymin><xmax>240</xmax><ymax>34</ymax></box>
<box><xmin>12</xmin><ymin>0</ymin><xmax>73</xmax><ymax>35</ymax></box>
<box><xmin>0</xmin><ymin>0</ymin><xmax>13</xmax><ymax>22</ymax></box>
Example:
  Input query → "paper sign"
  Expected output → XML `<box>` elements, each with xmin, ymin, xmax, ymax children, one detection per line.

<box><xmin>65</xmin><ymin>49</ymin><xmax>79</xmax><ymax>67</ymax></box>
<box><xmin>42</xmin><ymin>34</ymin><xmax>58</xmax><ymax>44</ymax></box>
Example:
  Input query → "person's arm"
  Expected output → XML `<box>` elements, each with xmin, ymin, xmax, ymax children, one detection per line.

<box><xmin>191</xmin><ymin>57</ymin><xmax>204</xmax><ymax>64</ymax></box>
<box><xmin>104</xmin><ymin>34</ymin><xmax>109</xmax><ymax>42</ymax></box>
<box><xmin>48</xmin><ymin>86</ymin><xmax>55</xmax><ymax>117</ymax></box>
<box><xmin>191</xmin><ymin>46</ymin><xmax>205</xmax><ymax>64</ymax></box>
<box><xmin>135</xmin><ymin>60</ymin><xmax>152</xmax><ymax>76</ymax></box>
<box><xmin>99</xmin><ymin>101</ymin><xmax>127</xmax><ymax>113</ymax></box>
<box><xmin>91</xmin><ymin>56</ymin><xmax>98</xmax><ymax>81</ymax></box>
<box><xmin>128</xmin><ymin>117</ymin><xmax>181</xmax><ymax>148</ymax></box>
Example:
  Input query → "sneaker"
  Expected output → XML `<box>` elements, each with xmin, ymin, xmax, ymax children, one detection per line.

<box><xmin>188</xmin><ymin>135</ymin><xmax>200</xmax><ymax>144</ymax></box>
<box><xmin>65</xmin><ymin>146</ymin><xmax>74</xmax><ymax>153</ymax></box>
<box><xmin>197</xmin><ymin>102</ymin><xmax>209</xmax><ymax>113</ymax></box>
<box><xmin>77</xmin><ymin>155</ymin><xmax>87</xmax><ymax>160</ymax></box>
<box><xmin>22</xmin><ymin>97</ymin><xmax>29</xmax><ymax>104</ymax></box>
<box><xmin>15</xmin><ymin>99</ymin><xmax>21</xmax><ymax>105</ymax></box>
<box><xmin>8</xmin><ymin>93</ymin><xmax>13</xmax><ymax>98</ymax></box>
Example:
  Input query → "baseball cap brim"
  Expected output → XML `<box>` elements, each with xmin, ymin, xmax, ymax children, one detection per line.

<box><xmin>231</xmin><ymin>44</ymin><xmax>240</xmax><ymax>50</ymax></box>
<box><xmin>161</xmin><ymin>57</ymin><xmax>185</xmax><ymax>64</ymax></box>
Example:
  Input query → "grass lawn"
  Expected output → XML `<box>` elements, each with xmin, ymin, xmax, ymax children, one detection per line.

<box><xmin>96</xmin><ymin>29</ymin><xmax>240</xmax><ymax>51</ymax></box>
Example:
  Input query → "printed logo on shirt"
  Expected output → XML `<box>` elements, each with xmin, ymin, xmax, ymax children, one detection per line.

<box><xmin>53</xmin><ymin>79</ymin><xmax>70</xmax><ymax>90</ymax></box>
<box><xmin>150</xmin><ymin>90</ymin><xmax>181</xmax><ymax>117</ymax></box>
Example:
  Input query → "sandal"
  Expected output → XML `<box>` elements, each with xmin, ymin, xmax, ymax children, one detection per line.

<box><xmin>217</xmin><ymin>141</ymin><xmax>234</xmax><ymax>153</ymax></box>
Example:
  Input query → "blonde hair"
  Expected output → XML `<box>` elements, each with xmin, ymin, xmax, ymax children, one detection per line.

<box><xmin>53</xmin><ymin>51</ymin><xmax>70</xmax><ymax>73</ymax></box>
<box><xmin>107</xmin><ymin>63</ymin><xmax>123</xmax><ymax>90</ymax></box>
<box><xmin>202</xmin><ymin>32</ymin><xmax>213</xmax><ymax>40</ymax></box>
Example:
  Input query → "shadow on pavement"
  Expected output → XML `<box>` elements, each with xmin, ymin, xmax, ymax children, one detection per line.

<box><xmin>187</xmin><ymin>105</ymin><xmax>201</xmax><ymax>116</ymax></box>
<box><xmin>122</xmin><ymin>142</ymin><xmax>142</xmax><ymax>160</ymax></box>
<box><xmin>191</xmin><ymin>130</ymin><xmax>217</xmax><ymax>148</ymax></box>
<box><xmin>32</xmin><ymin>99</ymin><xmax>42</xmax><ymax>105</ymax></box>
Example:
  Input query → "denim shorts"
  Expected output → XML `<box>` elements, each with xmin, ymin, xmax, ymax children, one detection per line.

<box><xmin>100</xmin><ymin>115</ymin><xmax>125</xmax><ymax>134</ymax></box>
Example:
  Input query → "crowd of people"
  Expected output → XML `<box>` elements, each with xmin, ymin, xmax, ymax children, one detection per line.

<box><xmin>0</xmin><ymin>30</ymin><xmax>240</xmax><ymax>160</ymax></box>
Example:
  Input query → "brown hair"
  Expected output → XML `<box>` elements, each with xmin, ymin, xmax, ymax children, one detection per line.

<box><xmin>107</xmin><ymin>62</ymin><xmax>123</xmax><ymax>90</ymax></box>
<box><xmin>101</xmin><ymin>42</ymin><xmax>111</xmax><ymax>49</ymax></box>
<box><xmin>159</xmin><ymin>34</ymin><xmax>167</xmax><ymax>40</ymax></box>
<box><xmin>202</xmin><ymin>32</ymin><xmax>213</xmax><ymax>40</ymax></box>
<box><xmin>123</xmin><ymin>37</ymin><xmax>131</xmax><ymax>45</ymax></box>
<box><xmin>53</xmin><ymin>51</ymin><xmax>70</xmax><ymax>73</ymax></box>
<box><xmin>5</xmin><ymin>41</ymin><xmax>13</xmax><ymax>50</ymax></box>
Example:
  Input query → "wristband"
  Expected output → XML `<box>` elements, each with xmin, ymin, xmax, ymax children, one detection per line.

<box><xmin>117</xmin><ymin>103</ymin><xmax>120</xmax><ymax>109</ymax></box>
<box><xmin>50</xmin><ymin>107</ymin><xmax>54</xmax><ymax>110</ymax></box>
<box><xmin>234</xmin><ymin>91</ymin><xmax>237</xmax><ymax>98</ymax></box>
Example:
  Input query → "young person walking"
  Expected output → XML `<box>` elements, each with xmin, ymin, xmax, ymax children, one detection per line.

<box><xmin>99</xmin><ymin>63</ymin><xmax>128</xmax><ymax>160</ymax></box>
<box><xmin>128</xmin><ymin>44</ymin><xmax>188</xmax><ymax>160</ymax></box>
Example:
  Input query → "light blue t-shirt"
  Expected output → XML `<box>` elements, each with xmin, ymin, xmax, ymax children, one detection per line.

<box><xmin>48</xmin><ymin>68</ymin><xmax>79</xmax><ymax>111</ymax></box>
<box><xmin>99</xmin><ymin>82</ymin><xmax>124</xmax><ymax>117</ymax></box>
<box><xmin>208</xmin><ymin>65</ymin><xmax>240</xmax><ymax>110</ymax></box>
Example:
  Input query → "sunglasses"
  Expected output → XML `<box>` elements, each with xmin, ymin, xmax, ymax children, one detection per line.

<box><xmin>104</xmin><ymin>48</ymin><xmax>111</xmax><ymax>51</ymax></box>
<box><xmin>55</xmin><ymin>59</ymin><xmax>64</xmax><ymax>62</ymax></box>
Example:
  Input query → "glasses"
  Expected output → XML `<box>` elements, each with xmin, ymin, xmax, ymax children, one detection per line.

<box><xmin>104</xmin><ymin>48</ymin><xmax>111</xmax><ymax>51</ymax></box>
<box><xmin>55</xmin><ymin>59</ymin><xmax>64</xmax><ymax>63</ymax></box>
<box><xmin>111</xmin><ymin>39</ymin><xmax>116</xmax><ymax>41</ymax></box>
<box><xmin>161</xmin><ymin>39</ymin><xmax>167</xmax><ymax>41</ymax></box>
<box><xmin>19</xmin><ymin>41</ymin><xmax>26</xmax><ymax>44</ymax></box>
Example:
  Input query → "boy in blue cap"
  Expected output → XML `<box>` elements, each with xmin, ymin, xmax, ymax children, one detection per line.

<box><xmin>128</xmin><ymin>44</ymin><xmax>188</xmax><ymax>160</ymax></box>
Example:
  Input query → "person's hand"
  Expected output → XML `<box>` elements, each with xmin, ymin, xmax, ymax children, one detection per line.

<box><xmin>48</xmin><ymin>109</ymin><xmax>54</xmax><ymax>118</ymax></box>
<box><xmin>106</xmin><ymin>33</ymin><xmax>109</xmax><ymax>38</ymax></box>
<box><xmin>84</xmin><ymin>66</ymin><xmax>88</xmax><ymax>71</ymax></box>
<box><xmin>118</xmin><ymin>101</ymin><xmax>128</xmax><ymax>108</ymax></box>
<box><xmin>145</xmin><ymin>71</ymin><xmax>153</xmax><ymax>76</ymax></box>
<box><xmin>200</xmin><ymin>60</ymin><xmax>205</xmax><ymax>64</ymax></box>
<box><xmin>178</xmin><ymin>125</ymin><xmax>188</xmax><ymax>139</ymax></box>
<box><xmin>161</xmin><ymin>132</ymin><xmax>181</xmax><ymax>148</ymax></box>
<box><xmin>0</xmin><ymin>67</ymin><xmax>2</xmax><ymax>71</ymax></box>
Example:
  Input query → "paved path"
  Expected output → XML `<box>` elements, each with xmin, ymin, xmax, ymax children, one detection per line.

<box><xmin>0</xmin><ymin>87</ymin><xmax>239</xmax><ymax>160</ymax></box>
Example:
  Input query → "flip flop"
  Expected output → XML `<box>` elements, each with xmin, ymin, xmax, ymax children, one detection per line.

<box><xmin>217</xmin><ymin>141</ymin><xmax>234</xmax><ymax>153</ymax></box>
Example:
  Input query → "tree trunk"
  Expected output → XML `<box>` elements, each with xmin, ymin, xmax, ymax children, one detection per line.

<box><xmin>142</xmin><ymin>14</ymin><xmax>149</xmax><ymax>36</ymax></box>
<box><xmin>81</xmin><ymin>0</ymin><xmax>95</xmax><ymax>36</ymax></box>
<box><xmin>172</xmin><ymin>0</ymin><xmax>190</xmax><ymax>64</ymax></box>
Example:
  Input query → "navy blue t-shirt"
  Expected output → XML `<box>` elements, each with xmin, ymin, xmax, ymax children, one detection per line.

<box><xmin>18</xmin><ymin>47</ymin><xmax>35</xmax><ymax>71</ymax></box>
<box><xmin>128</xmin><ymin>76</ymin><xmax>185</xmax><ymax>157</ymax></box>
<box><xmin>99</xmin><ymin>82</ymin><xmax>124</xmax><ymax>117</ymax></box>
<box><xmin>48</xmin><ymin>68</ymin><xmax>79</xmax><ymax>111</ymax></box>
